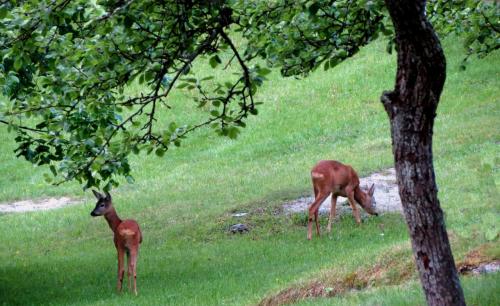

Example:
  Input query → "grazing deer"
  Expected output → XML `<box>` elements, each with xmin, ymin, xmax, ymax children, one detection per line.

<box><xmin>90</xmin><ymin>190</ymin><xmax>142</xmax><ymax>295</ymax></box>
<box><xmin>307</xmin><ymin>160</ymin><xmax>378</xmax><ymax>240</ymax></box>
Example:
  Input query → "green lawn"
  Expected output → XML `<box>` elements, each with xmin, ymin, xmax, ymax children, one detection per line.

<box><xmin>0</xmin><ymin>37</ymin><xmax>498</xmax><ymax>305</ymax></box>
<box><xmin>295</xmin><ymin>273</ymin><xmax>500</xmax><ymax>306</ymax></box>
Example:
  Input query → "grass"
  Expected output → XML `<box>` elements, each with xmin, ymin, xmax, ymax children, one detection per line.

<box><xmin>294</xmin><ymin>273</ymin><xmax>500</xmax><ymax>306</ymax></box>
<box><xmin>0</xmin><ymin>36</ymin><xmax>499</xmax><ymax>306</ymax></box>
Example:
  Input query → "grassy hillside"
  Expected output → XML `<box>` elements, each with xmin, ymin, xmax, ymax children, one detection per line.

<box><xmin>0</xmin><ymin>37</ymin><xmax>498</xmax><ymax>306</ymax></box>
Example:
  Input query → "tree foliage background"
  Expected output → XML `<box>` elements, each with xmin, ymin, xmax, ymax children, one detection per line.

<box><xmin>0</xmin><ymin>0</ymin><xmax>498</xmax><ymax>190</ymax></box>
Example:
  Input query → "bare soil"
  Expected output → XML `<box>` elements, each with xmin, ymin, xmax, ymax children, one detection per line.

<box><xmin>0</xmin><ymin>197</ymin><xmax>80</xmax><ymax>213</ymax></box>
<box><xmin>283</xmin><ymin>168</ymin><xmax>402</xmax><ymax>216</ymax></box>
<box><xmin>458</xmin><ymin>243</ymin><xmax>500</xmax><ymax>275</ymax></box>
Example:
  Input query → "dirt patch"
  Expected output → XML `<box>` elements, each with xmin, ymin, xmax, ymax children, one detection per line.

<box><xmin>0</xmin><ymin>197</ymin><xmax>80</xmax><ymax>213</ymax></box>
<box><xmin>260</xmin><ymin>242</ymin><xmax>500</xmax><ymax>306</ymax></box>
<box><xmin>259</xmin><ymin>281</ymin><xmax>327</xmax><ymax>306</ymax></box>
<box><xmin>467</xmin><ymin>261</ymin><xmax>500</xmax><ymax>275</ymax></box>
<box><xmin>283</xmin><ymin>168</ymin><xmax>402</xmax><ymax>216</ymax></box>
<box><xmin>457</xmin><ymin>243</ymin><xmax>500</xmax><ymax>275</ymax></box>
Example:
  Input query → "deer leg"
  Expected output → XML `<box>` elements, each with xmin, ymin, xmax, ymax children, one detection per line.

<box><xmin>313</xmin><ymin>186</ymin><xmax>320</xmax><ymax>235</ymax></box>
<box><xmin>117</xmin><ymin>248</ymin><xmax>125</xmax><ymax>292</ymax></box>
<box><xmin>346</xmin><ymin>189</ymin><xmax>361</xmax><ymax>224</ymax></box>
<box><xmin>313</xmin><ymin>185</ymin><xmax>319</xmax><ymax>198</ymax></box>
<box><xmin>127</xmin><ymin>250</ymin><xmax>132</xmax><ymax>292</ymax></box>
<box><xmin>314</xmin><ymin>210</ymin><xmax>320</xmax><ymax>236</ymax></box>
<box><xmin>327</xmin><ymin>195</ymin><xmax>338</xmax><ymax>233</ymax></box>
<box><xmin>308</xmin><ymin>193</ymin><xmax>329</xmax><ymax>240</ymax></box>
<box><xmin>130</xmin><ymin>248</ymin><xmax>138</xmax><ymax>295</ymax></box>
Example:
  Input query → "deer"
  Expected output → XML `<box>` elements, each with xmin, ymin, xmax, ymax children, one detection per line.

<box><xmin>90</xmin><ymin>190</ymin><xmax>142</xmax><ymax>295</ymax></box>
<box><xmin>307</xmin><ymin>160</ymin><xmax>378</xmax><ymax>240</ymax></box>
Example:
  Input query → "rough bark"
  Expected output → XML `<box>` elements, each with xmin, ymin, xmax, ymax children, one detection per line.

<box><xmin>382</xmin><ymin>1</ymin><xmax>466</xmax><ymax>305</ymax></box>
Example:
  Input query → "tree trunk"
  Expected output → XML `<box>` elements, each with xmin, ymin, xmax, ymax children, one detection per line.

<box><xmin>382</xmin><ymin>1</ymin><xmax>465</xmax><ymax>305</ymax></box>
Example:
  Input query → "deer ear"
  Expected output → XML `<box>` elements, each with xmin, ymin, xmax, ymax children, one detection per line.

<box><xmin>104</xmin><ymin>190</ymin><xmax>112</xmax><ymax>201</ymax></box>
<box><xmin>92</xmin><ymin>190</ymin><xmax>103</xmax><ymax>199</ymax></box>
<box><xmin>369</xmin><ymin>184</ymin><xmax>375</xmax><ymax>196</ymax></box>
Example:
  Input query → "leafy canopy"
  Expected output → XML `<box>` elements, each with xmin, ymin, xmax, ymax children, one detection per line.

<box><xmin>0</xmin><ymin>0</ymin><xmax>497</xmax><ymax>189</ymax></box>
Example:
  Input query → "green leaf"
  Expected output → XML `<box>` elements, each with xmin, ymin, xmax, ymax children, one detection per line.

<box><xmin>0</xmin><ymin>7</ymin><xmax>8</xmax><ymax>19</ymax></box>
<box><xmin>155</xmin><ymin>148</ymin><xmax>166</xmax><ymax>157</ymax></box>
<box><xmin>209</xmin><ymin>55</ymin><xmax>222</xmax><ymax>68</ymax></box>
<box><xmin>227</xmin><ymin>126</ymin><xmax>240</xmax><ymax>139</ymax></box>
<box><xmin>8</xmin><ymin>74</ymin><xmax>19</xmax><ymax>85</ymax></box>
<box><xmin>257</xmin><ymin>67</ymin><xmax>272</xmax><ymax>76</ymax></box>
<box><xmin>337</xmin><ymin>50</ymin><xmax>348</xmax><ymax>58</ymax></box>
<box><xmin>386</xmin><ymin>40</ymin><xmax>394</xmax><ymax>55</ymax></box>
<box><xmin>168</xmin><ymin>122</ymin><xmax>177</xmax><ymax>132</ymax></box>
<box><xmin>14</xmin><ymin>57</ymin><xmax>23</xmax><ymax>71</ymax></box>
<box><xmin>329</xmin><ymin>58</ymin><xmax>340</xmax><ymax>69</ymax></box>
<box><xmin>381</xmin><ymin>26</ymin><xmax>393</xmax><ymax>36</ymax></box>
<box><xmin>177</xmin><ymin>82</ymin><xmax>190</xmax><ymax>89</ymax></box>
<box><xmin>145</xmin><ymin>71</ymin><xmax>155</xmax><ymax>82</ymax></box>
<box><xmin>184</xmin><ymin>78</ymin><xmax>197</xmax><ymax>83</ymax></box>
<box><xmin>308</xmin><ymin>3</ymin><xmax>320</xmax><ymax>15</ymax></box>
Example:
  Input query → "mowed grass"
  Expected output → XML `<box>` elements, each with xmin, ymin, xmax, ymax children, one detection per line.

<box><xmin>0</xmin><ymin>36</ymin><xmax>499</xmax><ymax>306</ymax></box>
<box><xmin>294</xmin><ymin>273</ymin><xmax>500</xmax><ymax>306</ymax></box>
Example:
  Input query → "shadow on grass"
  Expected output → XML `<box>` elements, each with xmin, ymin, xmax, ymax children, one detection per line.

<box><xmin>0</xmin><ymin>255</ymin><xmax>122</xmax><ymax>305</ymax></box>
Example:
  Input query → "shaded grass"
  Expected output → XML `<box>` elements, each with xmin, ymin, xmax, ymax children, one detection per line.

<box><xmin>0</xmin><ymin>36</ymin><xmax>499</xmax><ymax>305</ymax></box>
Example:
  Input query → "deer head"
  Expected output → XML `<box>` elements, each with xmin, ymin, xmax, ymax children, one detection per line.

<box><xmin>361</xmin><ymin>184</ymin><xmax>378</xmax><ymax>216</ymax></box>
<box><xmin>90</xmin><ymin>190</ymin><xmax>113</xmax><ymax>217</ymax></box>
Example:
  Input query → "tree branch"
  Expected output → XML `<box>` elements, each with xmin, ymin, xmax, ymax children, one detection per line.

<box><xmin>0</xmin><ymin>119</ymin><xmax>48</xmax><ymax>133</ymax></box>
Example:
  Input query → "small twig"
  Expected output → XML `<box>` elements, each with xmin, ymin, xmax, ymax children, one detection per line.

<box><xmin>218</xmin><ymin>29</ymin><xmax>254</xmax><ymax>109</ymax></box>
<box><xmin>223</xmin><ymin>54</ymin><xmax>237</xmax><ymax>70</ymax></box>
<box><xmin>0</xmin><ymin>119</ymin><xmax>48</xmax><ymax>133</ymax></box>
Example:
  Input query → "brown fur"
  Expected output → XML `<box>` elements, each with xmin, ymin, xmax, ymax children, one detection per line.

<box><xmin>307</xmin><ymin>160</ymin><xmax>377</xmax><ymax>240</ymax></box>
<box><xmin>91</xmin><ymin>190</ymin><xmax>142</xmax><ymax>295</ymax></box>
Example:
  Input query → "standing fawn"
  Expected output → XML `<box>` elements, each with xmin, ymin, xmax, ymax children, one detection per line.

<box><xmin>90</xmin><ymin>190</ymin><xmax>142</xmax><ymax>295</ymax></box>
<box><xmin>307</xmin><ymin>160</ymin><xmax>378</xmax><ymax>240</ymax></box>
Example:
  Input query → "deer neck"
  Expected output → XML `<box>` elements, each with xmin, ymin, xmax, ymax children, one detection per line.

<box><xmin>104</xmin><ymin>207</ymin><xmax>122</xmax><ymax>232</ymax></box>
